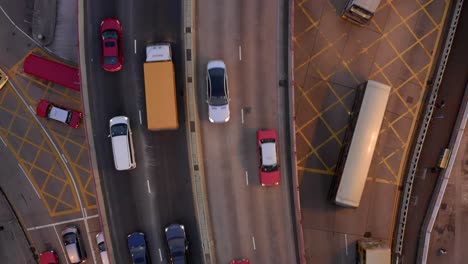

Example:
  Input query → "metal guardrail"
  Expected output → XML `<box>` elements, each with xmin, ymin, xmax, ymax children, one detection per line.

<box><xmin>393</xmin><ymin>0</ymin><xmax>465</xmax><ymax>262</ymax></box>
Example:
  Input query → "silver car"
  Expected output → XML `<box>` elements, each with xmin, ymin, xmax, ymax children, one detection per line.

<box><xmin>62</xmin><ymin>226</ymin><xmax>86</xmax><ymax>264</ymax></box>
<box><xmin>206</xmin><ymin>60</ymin><xmax>230</xmax><ymax>123</ymax></box>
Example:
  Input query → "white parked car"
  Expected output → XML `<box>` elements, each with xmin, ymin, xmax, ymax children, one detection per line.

<box><xmin>206</xmin><ymin>60</ymin><xmax>230</xmax><ymax>123</ymax></box>
<box><xmin>96</xmin><ymin>232</ymin><xmax>110</xmax><ymax>264</ymax></box>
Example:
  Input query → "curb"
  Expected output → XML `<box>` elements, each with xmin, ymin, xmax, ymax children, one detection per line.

<box><xmin>182</xmin><ymin>0</ymin><xmax>216</xmax><ymax>263</ymax></box>
<box><xmin>288</xmin><ymin>1</ymin><xmax>307</xmax><ymax>264</ymax></box>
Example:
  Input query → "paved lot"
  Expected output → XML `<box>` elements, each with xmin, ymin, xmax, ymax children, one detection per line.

<box><xmin>0</xmin><ymin>1</ymin><xmax>101</xmax><ymax>262</ymax></box>
<box><xmin>293</xmin><ymin>0</ymin><xmax>449</xmax><ymax>262</ymax></box>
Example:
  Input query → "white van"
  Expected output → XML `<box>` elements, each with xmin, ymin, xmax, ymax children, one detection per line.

<box><xmin>342</xmin><ymin>0</ymin><xmax>382</xmax><ymax>25</ymax></box>
<box><xmin>109</xmin><ymin>116</ymin><xmax>136</xmax><ymax>170</ymax></box>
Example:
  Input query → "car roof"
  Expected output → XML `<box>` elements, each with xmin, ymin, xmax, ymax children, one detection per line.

<box><xmin>49</xmin><ymin>105</ymin><xmax>69</xmax><ymax>123</ymax></box>
<box><xmin>261</xmin><ymin>141</ymin><xmax>277</xmax><ymax>166</ymax></box>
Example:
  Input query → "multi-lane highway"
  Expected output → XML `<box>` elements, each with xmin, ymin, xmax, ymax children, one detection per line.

<box><xmin>195</xmin><ymin>0</ymin><xmax>297</xmax><ymax>263</ymax></box>
<box><xmin>83</xmin><ymin>0</ymin><xmax>202</xmax><ymax>263</ymax></box>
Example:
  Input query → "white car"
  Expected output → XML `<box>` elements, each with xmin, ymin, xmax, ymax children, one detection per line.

<box><xmin>61</xmin><ymin>226</ymin><xmax>86</xmax><ymax>264</ymax></box>
<box><xmin>206</xmin><ymin>60</ymin><xmax>230</xmax><ymax>123</ymax></box>
<box><xmin>96</xmin><ymin>232</ymin><xmax>110</xmax><ymax>264</ymax></box>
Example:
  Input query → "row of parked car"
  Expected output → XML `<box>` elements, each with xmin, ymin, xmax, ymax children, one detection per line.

<box><xmin>38</xmin><ymin>226</ymin><xmax>106</xmax><ymax>264</ymax></box>
<box><xmin>38</xmin><ymin>223</ymin><xmax>189</xmax><ymax>264</ymax></box>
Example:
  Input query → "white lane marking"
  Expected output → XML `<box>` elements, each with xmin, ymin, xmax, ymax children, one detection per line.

<box><xmin>241</xmin><ymin>108</ymin><xmax>244</xmax><ymax>124</ymax></box>
<box><xmin>134</xmin><ymin>39</ymin><xmax>137</xmax><ymax>54</ymax></box>
<box><xmin>53</xmin><ymin>226</ymin><xmax>68</xmax><ymax>260</ymax></box>
<box><xmin>245</xmin><ymin>171</ymin><xmax>249</xmax><ymax>186</ymax></box>
<box><xmin>18</xmin><ymin>164</ymin><xmax>41</xmax><ymax>199</ymax></box>
<box><xmin>28</xmin><ymin>105</ymin><xmax>35</xmax><ymax>114</ymax></box>
<box><xmin>345</xmin><ymin>234</ymin><xmax>348</xmax><ymax>255</ymax></box>
<box><xmin>239</xmin><ymin>45</ymin><xmax>242</xmax><ymax>61</ymax></box>
<box><xmin>139</xmin><ymin>110</ymin><xmax>143</xmax><ymax>125</ymax></box>
<box><xmin>158</xmin><ymin>248</ymin><xmax>163</xmax><ymax>262</ymax></box>
<box><xmin>147</xmin><ymin>179</ymin><xmax>151</xmax><ymax>194</ymax></box>
<box><xmin>61</xmin><ymin>153</ymin><xmax>68</xmax><ymax>164</ymax></box>
<box><xmin>252</xmin><ymin>236</ymin><xmax>256</xmax><ymax>250</ymax></box>
<box><xmin>27</xmin><ymin>214</ymin><xmax>99</xmax><ymax>231</ymax></box>
<box><xmin>0</xmin><ymin>135</ymin><xmax>6</xmax><ymax>146</ymax></box>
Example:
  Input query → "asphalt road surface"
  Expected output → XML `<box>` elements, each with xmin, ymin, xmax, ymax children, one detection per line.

<box><xmin>83</xmin><ymin>0</ymin><xmax>202</xmax><ymax>263</ymax></box>
<box><xmin>195</xmin><ymin>0</ymin><xmax>297</xmax><ymax>263</ymax></box>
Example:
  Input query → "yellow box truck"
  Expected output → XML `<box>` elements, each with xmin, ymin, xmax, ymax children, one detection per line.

<box><xmin>143</xmin><ymin>44</ymin><xmax>178</xmax><ymax>130</ymax></box>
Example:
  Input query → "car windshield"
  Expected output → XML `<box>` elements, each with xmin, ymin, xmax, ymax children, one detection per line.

<box><xmin>63</xmin><ymin>233</ymin><xmax>76</xmax><ymax>245</ymax></box>
<box><xmin>111</xmin><ymin>123</ymin><xmax>128</xmax><ymax>137</ymax></box>
<box><xmin>102</xmin><ymin>30</ymin><xmax>118</xmax><ymax>40</ymax></box>
<box><xmin>169</xmin><ymin>237</ymin><xmax>185</xmax><ymax>252</ymax></box>
<box><xmin>98</xmin><ymin>241</ymin><xmax>106</xmax><ymax>252</ymax></box>
<box><xmin>208</xmin><ymin>68</ymin><xmax>228</xmax><ymax>106</ymax></box>
<box><xmin>131</xmin><ymin>246</ymin><xmax>146</xmax><ymax>263</ymax></box>
<box><xmin>104</xmin><ymin>56</ymin><xmax>119</xmax><ymax>65</ymax></box>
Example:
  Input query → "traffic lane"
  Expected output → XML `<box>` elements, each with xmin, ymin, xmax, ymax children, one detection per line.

<box><xmin>130</xmin><ymin>0</ymin><xmax>202</xmax><ymax>262</ymax></box>
<box><xmin>83</xmin><ymin>0</ymin><xmax>138</xmax><ymax>260</ymax></box>
<box><xmin>196</xmin><ymin>0</ymin><xmax>296</xmax><ymax>262</ymax></box>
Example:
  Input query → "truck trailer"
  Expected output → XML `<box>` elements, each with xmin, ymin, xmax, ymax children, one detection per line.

<box><xmin>143</xmin><ymin>44</ymin><xmax>178</xmax><ymax>130</ymax></box>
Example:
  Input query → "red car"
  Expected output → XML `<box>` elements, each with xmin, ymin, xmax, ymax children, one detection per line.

<box><xmin>230</xmin><ymin>259</ymin><xmax>249</xmax><ymax>264</ymax></box>
<box><xmin>257</xmin><ymin>129</ymin><xmax>280</xmax><ymax>186</ymax></box>
<box><xmin>100</xmin><ymin>18</ymin><xmax>122</xmax><ymax>72</ymax></box>
<box><xmin>39</xmin><ymin>250</ymin><xmax>59</xmax><ymax>264</ymax></box>
<box><xmin>36</xmin><ymin>100</ymin><xmax>83</xmax><ymax>128</ymax></box>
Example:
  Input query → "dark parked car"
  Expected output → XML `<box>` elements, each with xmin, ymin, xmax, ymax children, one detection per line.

<box><xmin>127</xmin><ymin>232</ymin><xmax>149</xmax><ymax>264</ymax></box>
<box><xmin>165</xmin><ymin>224</ymin><xmax>188</xmax><ymax>264</ymax></box>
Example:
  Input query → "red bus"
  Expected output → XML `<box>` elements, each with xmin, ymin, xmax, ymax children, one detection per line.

<box><xmin>23</xmin><ymin>54</ymin><xmax>80</xmax><ymax>91</ymax></box>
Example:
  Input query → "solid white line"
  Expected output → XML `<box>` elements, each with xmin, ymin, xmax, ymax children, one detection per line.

<box><xmin>345</xmin><ymin>234</ymin><xmax>348</xmax><ymax>255</ymax></box>
<box><xmin>147</xmin><ymin>179</ymin><xmax>151</xmax><ymax>194</ymax></box>
<box><xmin>18</xmin><ymin>164</ymin><xmax>41</xmax><ymax>199</ymax></box>
<box><xmin>28</xmin><ymin>105</ymin><xmax>35</xmax><ymax>114</ymax></box>
<box><xmin>139</xmin><ymin>110</ymin><xmax>142</xmax><ymax>125</ymax></box>
<box><xmin>158</xmin><ymin>248</ymin><xmax>163</xmax><ymax>262</ymax></box>
<box><xmin>61</xmin><ymin>153</ymin><xmax>68</xmax><ymax>163</ymax></box>
<box><xmin>239</xmin><ymin>45</ymin><xmax>242</xmax><ymax>61</ymax></box>
<box><xmin>245</xmin><ymin>171</ymin><xmax>249</xmax><ymax>186</ymax></box>
<box><xmin>27</xmin><ymin>214</ymin><xmax>99</xmax><ymax>231</ymax></box>
<box><xmin>241</xmin><ymin>109</ymin><xmax>244</xmax><ymax>124</ymax></box>
<box><xmin>0</xmin><ymin>135</ymin><xmax>6</xmax><ymax>146</ymax></box>
<box><xmin>53</xmin><ymin>226</ymin><xmax>68</xmax><ymax>261</ymax></box>
<box><xmin>252</xmin><ymin>236</ymin><xmax>256</xmax><ymax>250</ymax></box>
<box><xmin>134</xmin><ymin>39</ymin><xmax>137</xmax><ymax>54</ymax></box>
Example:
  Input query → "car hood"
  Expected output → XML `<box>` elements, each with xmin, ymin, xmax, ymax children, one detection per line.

<box><xmin>208</xmin><ymin>104</ymin><xmax>230</xmax><ymax>123</ymax></box>
<box><xmin>260</xmin><ymin>169</ymin><xmax>280</xmax><ymax>186</ymax></box>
